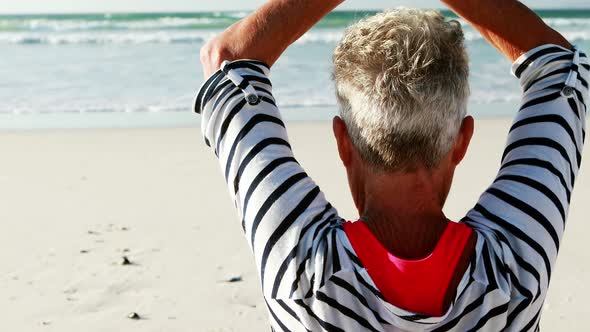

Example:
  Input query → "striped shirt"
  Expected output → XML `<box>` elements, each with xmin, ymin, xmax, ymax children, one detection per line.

<box><xmin>194</xmin><ymin>44</ymin><xmax>588</xmax><ymax>331</ymax></box>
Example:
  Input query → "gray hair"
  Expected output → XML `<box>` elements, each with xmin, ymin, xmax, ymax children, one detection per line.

<box><xmin>332</xmin><ymin>8</ymin><xmax>470</xmax><ymax>172</ymax></box>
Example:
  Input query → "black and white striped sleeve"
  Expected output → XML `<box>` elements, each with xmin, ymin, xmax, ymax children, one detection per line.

<box><xmin>194</xmin><ymin>60</ymin><xmax>341</xmax><ymax>300</ymax></box>
<box><xmin>464</xmin><ymin>44</ymin><xmax>588</xmax><ymax>328</ymax></box>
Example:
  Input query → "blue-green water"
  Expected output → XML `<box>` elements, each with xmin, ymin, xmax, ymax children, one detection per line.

<box><xmin>1</xmin><ymin>10</ymin><xmax>589</xmax><ymax>129</ymax></box>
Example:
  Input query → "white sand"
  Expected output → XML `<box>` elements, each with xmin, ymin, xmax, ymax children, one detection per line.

<box><xmin>0</xmin><ymin>120</ymin><xmax>588</xmax><ymax>331</ymax></box>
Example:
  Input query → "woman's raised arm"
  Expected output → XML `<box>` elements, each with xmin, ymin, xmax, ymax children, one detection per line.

<box><xmin>441</xmin><ymin>0</ymin><xmax>571</xmax><ymax>61</ymax></box>
<box><xmin>200</xmin><ymin>0</ymin><xmax>343</xmax><ymax>78</ymax></box>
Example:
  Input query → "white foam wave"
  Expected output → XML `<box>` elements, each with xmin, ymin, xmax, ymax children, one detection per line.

<box><xmin>3</xmin><ymin>28</ymin><xmax>589</xmax><ymax>45</ymax></box>
<box><xmin>0</xmin><ymin>30</ymin><xmax>346</xmax><ymax>45</ymax></box>
<box><xmin>463</xmin><ymin>30</ymin><xmax>590</xmax><ymax>42</ymax></box>
<box><xmin>2</xmin><ymin>15</ymin><xmax>590</xmax><ymax>33</ymax></box>
<box><xmin>295</xmin><ymin>30</ymin><xmax>343</xmax><ymax>44</ymax></box>
<box><xmin>544</xmin><ymin>18</ymin><xmax>590</xmax><ymax>26</ymax></box>
<box><xmin>0</xmin><ymin>17</ymin><xmax>228</xmax><ymax>32</ymax></box>
<box><xmin>227</xmin><ymin>12</ymin><xmax>249</xmax><ymax>19</ymax></box>
<box><xmin>0</xmin><ymin>31</ymin><xmax>218</xmax><ymax>44</ymax></box>
<box><xmin>0</xmin><ymin>105</ymin><xmax>188</xmax><ymax>114</ymax></box>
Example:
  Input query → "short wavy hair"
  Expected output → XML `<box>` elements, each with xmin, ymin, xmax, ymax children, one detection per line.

<box><xmin>333</xmin><ymin>8</ymin><xmax>470</xmax><ymax>171</ymax></box>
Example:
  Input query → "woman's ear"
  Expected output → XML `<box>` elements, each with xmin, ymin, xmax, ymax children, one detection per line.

<box><xmin>332</xmin><ymin>116</ymin><xmax>352</xmax><ymax>167</ymax></box>
<box><xmin>452</xmin><ymin>116</ymin><xmax>475</xmax><ymax>165</ymax></box>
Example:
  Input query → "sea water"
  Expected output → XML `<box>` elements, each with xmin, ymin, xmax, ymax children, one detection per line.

<box><xmin>1</xmin><ymin>10</ymin><xmax>589</xmax><ymax>129</ymax></box>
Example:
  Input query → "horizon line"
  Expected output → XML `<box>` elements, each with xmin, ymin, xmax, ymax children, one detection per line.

<box><xmin>1</xmin><ymin>7</ymin><xmax>590</xmax><ymax>16</ymax></box>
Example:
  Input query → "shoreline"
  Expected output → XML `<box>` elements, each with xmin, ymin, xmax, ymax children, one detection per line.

<box><xmin>0</xmin><ymin>101</ymin><xmax>520</xmax><ymax>131</ymax></box>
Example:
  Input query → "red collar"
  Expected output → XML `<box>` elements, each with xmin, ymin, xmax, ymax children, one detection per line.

<box><xmin>344</xmin><ymin>220</ymin><xmax>473</xmax><ymax>316</ymax></box>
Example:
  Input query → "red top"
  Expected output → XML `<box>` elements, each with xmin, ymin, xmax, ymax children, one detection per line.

<box><xmin>343</xmin><ymin>220</ymin><xmax>473</xmax><ymax>317</ymax></box>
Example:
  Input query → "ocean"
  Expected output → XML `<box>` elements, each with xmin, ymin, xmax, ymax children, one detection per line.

<box><xmin>1</xmin><ymin>10</ymin><xmax>589</xmax><ymax>129</ymax></box>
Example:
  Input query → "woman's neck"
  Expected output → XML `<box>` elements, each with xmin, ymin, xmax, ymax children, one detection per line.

<box><xmin>357</xmin><ymin>167</ymin><xmax>450</xmax><ymax>260</ymax></box>
<box><xmin>362</xmin><ymin>209</ymin><xmax>449</xmax><ymax>260</ymax></box>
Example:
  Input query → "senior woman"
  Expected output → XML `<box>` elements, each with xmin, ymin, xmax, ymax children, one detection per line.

<box><xmin>195</xmin><ymin>0</ymin><xmax>588</xmax><ymax>330</ymax></box>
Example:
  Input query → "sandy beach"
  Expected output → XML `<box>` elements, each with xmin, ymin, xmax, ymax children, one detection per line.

<box><xmin>0</xmin><ymin>119</ymin><xmax>588</xmax><ymax>331</ymax></box>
